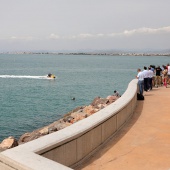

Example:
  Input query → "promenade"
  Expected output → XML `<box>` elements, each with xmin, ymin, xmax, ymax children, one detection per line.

<box><xmin>76</xmin><ymin>86</ymin><xmax>170</xmax><ymax>170</ymax></box>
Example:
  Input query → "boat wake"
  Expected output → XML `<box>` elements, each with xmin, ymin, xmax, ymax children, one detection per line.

<box><xmin>0</xmin><ymin>75</ymin><xmax>56</xmax><ymax>79</ymax></box>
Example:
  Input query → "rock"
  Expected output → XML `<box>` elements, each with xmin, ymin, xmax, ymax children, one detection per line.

<box><xmin>27</xmin><ymin>132</ymin><xmax>43</xmax><ymax>142</ymax></box>
<box><xmin>90</xmin><ymin>96</ymin><xmax>100</xmax><ymax>106</ymax></box>
<box><xmin>48</xmin><ymin>126</ymin><xmax>57</xmax><ymax>134</ymax></box>
<box><xmin>18</xmin><ymin>118</ymin><xmax>72</xmax><ymax>144</ymax></box>
<box><xmin>48</xmin><ymin>123</ymin><xmax>58</xmax><ymax>133</ymax></box>
<box><xmin>70</xmin><ymin>112</ymin><xmax>86</xmax><ymax>122</ymax></box>
<box><xmin>65</xmin><ymin>122</ymin><xmax>72</xmax><ymax>126</ymax></box>
<box><xmin>0</xmin><ymin>148</ymin><xmax>6</xmax><ymax>152</ymax></box>
<box><xmin>97</xmin><ymin>104</ymin><xmax>105</xmax><ymax>110</ymax></box>
<box><xmin>63</xmin><ymin>106</ymin><xmax>85</xmax><ymax>117</ymax></box>
<box><xmin>18</xmin><ymin>133</ymin><xmax>31</xmax><ymax>144</ymax></box>
<box><xmin>71</xmin><ymin>112</ymin><xmax>87</xmax><ymax>118</ymax></box>
<box><xmin>76</xmin><ymin>109</ymin><xmax>84</xmax><ymax>113</ymax></box>
<box><xmin>71</xmin><ymin>106</ymin><xmax>85</xmax><ymax>113</ymax></box>
<box><xmin>39</xmin><ymin>127</ymin><xmax>49</xmax><ymax>135</ymax></box>
<box><xmin>0</xmin><ymin>136</ymin><xmax>18</xmax><ymax>150</ymax></box>
<box><xmin>55</xmin><ymin>122</ymin><xmax>70</xmax><ymax>131</ymax></box>
<box><xmin>83</xmin><ymin>105</ymin><xmax>96</xmax><ymax>115</ymax></box>
<box><xmin>90</xmin><ymin>97</ymin><xmax>109</xmax><ymax>108</ymax></box>
<box><xmin>63</xmin><ymin>116</ymin><xmax>74</xmax><ymax>123</ymax></box>
<box><xmin>106</xmin><ymin>95</ymin><xmax>118</xmax><ymax>104</ymax></box>
<box><xmin>18</xmin><ymin>131</ymin><xmax>43</xmax><ymax>144</ymax></box>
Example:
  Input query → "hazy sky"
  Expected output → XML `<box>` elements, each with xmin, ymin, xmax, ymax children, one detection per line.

<box><xmin>0</xmin><ymin>0</ymin><xmax>170</xmax><ymax>52</ymax></box>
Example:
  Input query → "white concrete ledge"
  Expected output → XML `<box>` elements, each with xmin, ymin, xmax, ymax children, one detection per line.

<box><xmin>0</xmin><ymin>79</ymin><xmax>138</xmax><ymax>170</ymax></box>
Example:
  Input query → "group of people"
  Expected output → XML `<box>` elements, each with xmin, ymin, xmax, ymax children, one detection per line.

<box><xmin>136</xmin><ymin>64</ymin><xmax>170</xmax><ymax>95</ymax></box>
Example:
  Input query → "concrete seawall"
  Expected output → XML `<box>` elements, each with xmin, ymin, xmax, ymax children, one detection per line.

<box><xmin>0</xmin><ymin>79</ymin><xmax>138</xmax><ymax>170</ymax></box>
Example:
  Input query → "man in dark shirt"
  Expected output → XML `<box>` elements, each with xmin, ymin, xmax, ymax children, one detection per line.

<box><xmin>155</xmin><ymin>66</ymin><xmax>162</xmax><ymax>87</ymax></box>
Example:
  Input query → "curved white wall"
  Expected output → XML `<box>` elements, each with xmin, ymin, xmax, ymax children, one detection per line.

<box><xmin>0</xmin><ymin>79</ymin><xmax>138</xmax><ymax>170</ymax></box>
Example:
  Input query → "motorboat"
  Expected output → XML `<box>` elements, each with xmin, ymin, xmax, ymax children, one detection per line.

<box><xmin>47</xmin><ymin>73</ymin><xmax>56</xmax><ymax>79</ymax></box>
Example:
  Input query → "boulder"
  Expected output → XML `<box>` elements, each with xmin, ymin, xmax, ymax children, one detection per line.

<box><xmin>47</xmin><ymin>119</ymin><xmax>65</xmax><ymax>133</ymax></box>
<box><xmin>70</xmin><ymin>112</ymin><xmax>86</xmax><ymax>122</ymax></box>
<box><xmin>83</xmin><ymin>105</ymin><xmax>96</xmax><ymax>115</ymax></box>
<box><xmin>107</xmin><ymin>95</ymin><xmax>118</xmax><ymax>100</ymax></box>
<box><xmin>71</xmin><ymin>112</ymin><xmax>87</xmax><ymax>118</ymax></box>
<box><xmin>18</xmin><ymin>133</ymin><xmax>31</xmax><ymax>144</ymax></box>
<box><xmin>0</xmin><ymin>136</ymin><xmax>18</xmax><ymax>150</ymax></box>
<box><xmin>27</xmin><ymin>132</ymin><xmax>43</xmax><ymax>142</ymax></box>
<box><xmin>18</xmin><ymin>131</ymin><xmax>43</xmax><ymax>144</ymax></box>
<box><xmin>71</xmin><ymin>106</ymin><xmax>85</xmax><ymax>113</ymax></box>
<box><xmin>97</xmin><ymin>104</ymin><xmax>105</xmax><ymax>110</ymax></box>
<box><xmin>90</xmin><ymin>97</ymin><xmax>109</xmax><ymax>108</ymax></box>
<box><xmin>90</xmin><ymin>96</ymin><xmax>100</xmax><ymax>106</ymax></box>
<box><xmin>63</xmin><ymin>116</ymin><xmax>74</xmax><ymax>123</ymax></box>
<box><xmin>106</xmin><ymin>95</ymin><xmax>118</xmax><ymax>104</ymax></box>
<box><xmin>39</xmin><ymin>126</ymin><xmax>49</xmax><ymax>135</ymax></box>
<box><xmin>63</xmin><ymin>106</ymin><xmax>85</xmax><ymax>117</ymax></box>
<box><xmin>48</xmin><ymin>126</ymin><xmax>58</xmax><ymax>134</ymax></box>
<box><xmin>55</xmin><ymin>122</ymin><xmax>72</xmax><ymax>131</ymax></box>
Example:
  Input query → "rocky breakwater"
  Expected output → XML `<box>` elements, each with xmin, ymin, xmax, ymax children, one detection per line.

<box><xmin>0</xmin><ymin>95</ymin><xmax>119</xmax><ymax>152</ymax></box>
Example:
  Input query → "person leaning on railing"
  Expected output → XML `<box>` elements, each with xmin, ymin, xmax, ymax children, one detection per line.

<box><xmin>136</xmin><ymin>68</ymin><xmax>144</xmax><ymax>95</ymax></box>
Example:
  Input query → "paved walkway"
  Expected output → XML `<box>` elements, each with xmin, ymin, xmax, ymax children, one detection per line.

<box><xmin>75</xmin><ymin>86</ymin><xmax>170</xmax><ymax>170</ymax></box>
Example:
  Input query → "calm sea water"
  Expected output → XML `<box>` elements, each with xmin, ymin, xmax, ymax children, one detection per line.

<box><xmin>0</xmin><ymin>54</ymin><xmax>169</xmax><ymax>141</ymax></box>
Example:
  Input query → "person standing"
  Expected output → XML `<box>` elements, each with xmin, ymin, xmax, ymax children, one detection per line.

<box><xmin>148</xmin><ymin>67</ymin><xmax>154</xmax><ymax>90</ymax></box>
<box><xmin>167</xmin><ymin>64</ymin><xmax>170</xmax><ymax>85</ymax></box>
<box><xmin>150</xmin><ymin>65</ymin><xmax>156</xmax><ymax>87</ymax></box>
<box><xmin>143</xmin><ymin>66</ymin><xmax>149</xmax><ymax>91</ymax></box>
<box><xmin>155</xmin><ymin>66</ymin><xmax>162</xmax><ymax>87</ymax></box>
<box><xmin>162</xmin><ymin>65</ymin><xmax>168</xmax><ymax>88</ymax></box>
<box><xmin>136</xmin><ymin>68</ymin><xmax>144</xmax><ymax>95</ymax></box>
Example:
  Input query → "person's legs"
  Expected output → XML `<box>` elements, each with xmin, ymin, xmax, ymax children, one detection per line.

<box><xmin>158</xmin><ymin>76</ymin><xmax>161</xmax><ymax>86</ymax></box>
<box><xmin>152</xmin><ymin>76</ymin><xmax>155</xmax><ymax>87</ymax></box>
<box><xmin>144</xmin><ymin>78</ymin><xmax>147</xmax><ymax>91</ymax></box>
<box><xmin>164</xmin><ymin>77</ymin><xmax>167</xmax><ymax>87</ymax></box>
<box><xmin>149</xmin><ymin>78</ymin><xmax>152</xmax><ymax>90</ymax></box>
<box><xmin>167</xmin><ymin>75</ymin><xmax>170</xmax><ymax>84</ymax></box>
<box><xmin>138</xmin><ymin>80</ymin><xmax>144</xmax><ymax>95</ymax></box>
<box><xmin>155</xmin><ymin>76</ymin><xmax>158</xmax><ymax>87</ymax></box>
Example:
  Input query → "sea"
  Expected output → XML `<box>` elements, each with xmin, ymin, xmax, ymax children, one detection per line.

<box><xmin>0</xmin><ymin>54</ymin><xmax>169</xmax><ymax>142</ymax></box>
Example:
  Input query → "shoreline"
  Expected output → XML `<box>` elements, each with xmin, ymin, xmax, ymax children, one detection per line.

<box><xmin>0</xmin><ymin>52</ymin><xmax>170</xmax><ymax>56</ymax></box>
<box><xmin>0</xmin><ymin>94</ymin><xmax>120</xmax><ymax>152</ymax></box>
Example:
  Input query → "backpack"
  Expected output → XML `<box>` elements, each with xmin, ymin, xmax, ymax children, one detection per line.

<box><xmin>137</xmin><ymin>93</ymin><xmax>144</xmax><ymax>100</ymax></box>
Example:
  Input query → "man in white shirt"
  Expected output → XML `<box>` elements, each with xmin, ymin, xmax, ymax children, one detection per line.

<box><xmin>136</xmin><ymin>68</ymin><xmax>144</xmax><ymax>95</ymax></box>
<box><xmin>148</xmin><ymin>67</ymin><xmax>154</xmax><ymax>90</ymax></box>
<box><xmin>167</xmin><ymin>64</ymin><xmax>170</xmax><ymax>84</ymax></box>
<box><xmin>143</xmin><ymin>66</ymin><xmax>149</xmax><ymax>91</ymax></box>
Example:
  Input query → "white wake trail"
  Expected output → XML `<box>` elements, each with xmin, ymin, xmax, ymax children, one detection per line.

<box><xmin>0</xmin><ymin>75</ymin><xmax>55</xmax><ymax>79</ymax></box>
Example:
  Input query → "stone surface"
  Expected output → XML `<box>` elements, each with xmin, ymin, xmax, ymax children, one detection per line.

<box><xmin>0</xmin><ymin>136</ymin><xmax>18</xmax><ymax>150</ymax></box>
<box><xmin>90</xmin><ymin>97</ymin><xmax>109</xmax><ymax>108</ymax></box>
<box><xmin>83</xmin><ymin>105</ymin><xmax>96</xmax><ymax>115</ymax></box>
<box><xmin>18</xmin><ymin>131</ymin><xmax>43</xmax><ymax>144</ymax></box>
<box><xmin>106</xmin><ymin>95</ymin><xmax>118</xmax><ymax>103</ymax></box>
<box><xmin>39</xmin><ymin>127</ymin><xmax>49</xmax><ymax>135</ymax></box>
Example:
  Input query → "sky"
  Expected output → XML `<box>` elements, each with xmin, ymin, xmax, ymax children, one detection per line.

<box><xmin>0</xmin><ymin>0</ymin><xmax>170</xmax><ymax>52</ymax></box>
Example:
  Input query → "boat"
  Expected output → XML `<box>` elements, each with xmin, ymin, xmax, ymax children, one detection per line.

<box><xmin>47</xmin><ymin>73</ymin><xmax>56</xmax><ymax>79</ymax></box>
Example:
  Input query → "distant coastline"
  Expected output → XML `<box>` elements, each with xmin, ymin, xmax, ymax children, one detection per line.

<box><xmin>0</xmin><ymin>51</ymin><xmax>170</xmax><ymax>56</ymax></box>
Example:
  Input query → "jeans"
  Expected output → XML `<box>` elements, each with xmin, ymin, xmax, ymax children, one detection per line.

<box><xmin>138</xmin><ymin>80</ymin><xmax>144</xmax><ymax>95</ymax></box>
<box><xmin>144</xmin><ymin>78</ymin><xmax>149</xmax><ymax>91</ymax></box>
